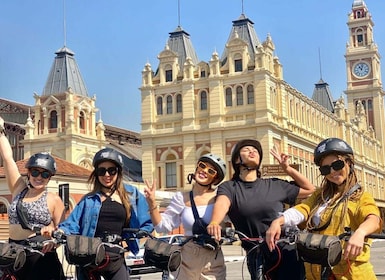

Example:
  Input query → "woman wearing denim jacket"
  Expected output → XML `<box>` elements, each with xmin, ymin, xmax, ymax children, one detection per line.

<box><xmin>58</xmin><ymin>148</ymin><xmax>153</xmax><ymax>280</ymax></box>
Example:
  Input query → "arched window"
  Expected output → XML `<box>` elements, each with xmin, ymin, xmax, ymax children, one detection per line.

<box><xmin>49</xmin><ymin>110</ymin><xmax>57</xmax><ymax>129</ymax></box>
<box><xmin>247</xmin><ymin>85</ymin><xmax>254</xmax><ymax>104</ymax></box>
<box><xmin>157</xmin><ymin>97</ymin><xmax>163</xmax><ymax>115</ymax></box>
<box><xmin>165</xmin><ymin>153</ymin><xmax>177</xmax><ymax>188</ymax></box>
<box><xmin>234</xmin><ymin>54</ymin><xmax>243</xmax><ymax>72</ymax></box>
<box><xmin>166</xmin><ymin>96</ymin><xmax>173</xmax><ymax>114</ymax></box>
<box><xmin>79</xmin><ymin>111</ymin><xmax>85</xmax><ymax>130</ymax></box>
<box><xmin>355</xmin><ymin>28</ymin><xmax>364</xmax><ymax>46</ymax></box>
<box><xmin>176</xmin><ymin>94</ymin><xmax>182</xmax><ymax>113</ymax></box>
<box><xmin>225</xmin><ymin>88</ymin><xmax>232</xmax><ymax>107</ymax></box>
<box><xmin>165</xmin><ymin>65</ymin><xmax>173</xmax><ymax>82</ymax></box>
<box><xmin>200</xmin><ymin>91</ymin><xmax>207</xmax><ymax>110</ymax></box>
<box><xmin>236</xmin><ymin>86</ymin><xmax>243</xmax><ymax>105</ymax></box>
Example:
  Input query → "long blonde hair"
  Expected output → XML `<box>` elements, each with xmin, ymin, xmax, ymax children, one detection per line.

<box><xmin>88</xmin><ymin>166</ymin><xmax>131</xmax><ymax>224</ymax></box>
<box><xmin>306</xmin><ymin>153</ymin><xmax>363</xmax><ymax>231</ymax></box>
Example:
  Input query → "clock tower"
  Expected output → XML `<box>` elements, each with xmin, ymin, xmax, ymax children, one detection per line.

<box><xmin>345</xmin><ymin>0</ymin><xmax>385</xmax><ymax>144</ymax></box>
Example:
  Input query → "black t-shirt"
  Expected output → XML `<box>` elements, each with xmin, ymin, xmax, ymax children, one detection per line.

<box><xmin>218</xmin><ymin>178</ymin><xmax>299</xmax><ymax>244</ymax></box>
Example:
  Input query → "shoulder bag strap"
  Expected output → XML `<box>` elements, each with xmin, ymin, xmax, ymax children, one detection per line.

<box><xmin>189</xmin><ymin>191</ymin><xmax>200</xmax><ymax>220</ymax></box>
<box><xmin>312</xmin><ymin>184</ymin><xmax>361</xmax><ymax>231</ymax></box>
<box><xmin>16</xmin><ymin>188</ymin><xmax>34</xmax><ymax>231</ymax></box>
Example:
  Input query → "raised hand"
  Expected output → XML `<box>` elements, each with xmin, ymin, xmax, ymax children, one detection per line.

<box><xmin>270</xmin><ymin>145</ymin><xmax>290</xmax><ymax>170</ymax></box>
<box><xmin>144</xmin><ymin>179</ymin><xmax>157</xmax><ymax>205</ymax></box>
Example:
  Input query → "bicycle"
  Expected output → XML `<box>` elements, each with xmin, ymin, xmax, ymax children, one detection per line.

<box><xmin>223</xmin><ymin>226</ymin><xmax>301</xmax><ymax>280</ymax></box>
<box><xmin>0</xmin><ymin>235</ymin><xmax>59</xmax><ymax>280</ymax></box>
<box><xmin>53</xmin><ymin>229</ymin><xmax>143</xmax><ymax>280</ymax></box>
<box><xmin>315</xmin><ymin>227</ymin><xmax>385</xmax><ymax>280</ymax></box>
<box><xmin>123</xmin><ymin>228</ymin><xmax>235</xmax><ymax>280</ymax></box>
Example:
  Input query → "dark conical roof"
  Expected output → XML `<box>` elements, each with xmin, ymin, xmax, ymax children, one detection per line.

<box><xmin>42</xmin><ymin>46</ymin><xmax>88</xmax><ymax>96</ymax></box>
<box><xmin>312</xmin><ymin>79</ymin><xmax>334</xmax><ymax>112</ymax></box>
<box><xmin>167</xmin><ymin>26</ymin><xmax>199</xmax><ymax>72</ymax></box>
<box><xmin>221</xmin><ymin>14</ymin><xmax>260</xmax><ymax>65</ymax></box>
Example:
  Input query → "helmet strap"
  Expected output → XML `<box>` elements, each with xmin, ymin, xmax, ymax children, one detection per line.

<box><xmin>239</xmin><ymin>156</ymin><xmax>259</xmax><ymax>170</ymax></box>
<box><xmin>187</xmin><ymin>172</ymin><xmax>212</xmax><ymax>187</ymax></box>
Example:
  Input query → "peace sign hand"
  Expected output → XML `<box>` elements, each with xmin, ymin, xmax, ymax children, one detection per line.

<box><xmin>144</xmin><ymin>179</ymin><xmax>157</xmax><ymax>205</ymax></box>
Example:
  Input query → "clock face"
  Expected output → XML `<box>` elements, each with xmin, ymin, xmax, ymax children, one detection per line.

<box><xmin>353</xmin><ymin>62</ymin><xmax>370</xmax><ymax>77</ymax></box>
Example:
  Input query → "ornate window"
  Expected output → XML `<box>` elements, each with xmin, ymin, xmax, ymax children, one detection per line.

<box><xmin>176</xmin><ymin>94</ymin><xmax>182</xmax><ymax>113</ymax></box>
<box><xmin>236</xmin><ymin>86</ymin><xmax>243</xmax><ymax>105</ymax></box>
<box><xmin>157</xmin><ymin>97</ymin><xmax>163</xmax><ymax>115</ymax></box>
<box><xmin>225</xmin><ymin>88</ymin><xmax>232</xmax><ymax>107</ymax></box>
<box><xmin>79</xmin><ymin>111</ymin><xmax>85</xmax><ymax>130</ymax></box>
<box><xmin>165</xmin><ymin>153</ymin><xmax>177</xmax><ymax>188</ymax></box>
<box><xmin>200</xmin><ymin>91</ymin><xmax>207</xmax><ymax>110</ymax></box>
<box><xmin>49</xmin><ymin>110</ymin><xmax>57</xmax><ymax>129</ymax></box>
<box><xmin>235</xmin><ymin>59</ymin><xmax>243</xmax><ymax>72</ymax></box>
<box><xmin>165</xmin><ymin>70</ymin><xmax>172</xmax><ymax>82</ymax></box>
<box><xmin>247</xmin><ymin>85</ymin><xmax>254</xmax><ymax>104</ymax></box>
<box><xmin>166</xmin><ymin>96</ymin><xmax>173</xmax><ymax>114</ymax></box>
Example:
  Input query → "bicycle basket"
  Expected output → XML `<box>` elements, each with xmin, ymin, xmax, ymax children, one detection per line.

<box><xmin>65</xmin><ymin>235</ymin><xmax>105</xmax><ymax>267</ymax></box>
<box><xmin>0</xmin><ymin>243</ymin><xmax>26</xmax><ymax>271</ymax></box>
<box><xmin>296</xmin><ymin>232</ymin><xmax>342</xmax><ymax>267</ymax></box>
<box><xmin>143</xmin><ymin>238</ymin><xmax>181</xmax><ymax>272</ymax></box>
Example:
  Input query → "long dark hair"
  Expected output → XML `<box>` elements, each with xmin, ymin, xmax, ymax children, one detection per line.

<box><xmin>87</xmin><ymin>164</ymin><xmax>131</xmax><ymax>224</ymax></box>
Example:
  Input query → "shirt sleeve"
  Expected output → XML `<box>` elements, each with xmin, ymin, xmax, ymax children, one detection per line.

<box><xmin>356</xmin><ymin>192</ymin><xmax>383</xmax><ymax>232</ymax></box>
<box><xmin>154</xmin><ymin>192</ymin><xmax>184</xmax><ymax>233</ymax></box>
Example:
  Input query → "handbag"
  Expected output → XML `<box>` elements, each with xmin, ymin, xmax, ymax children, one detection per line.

<box><xmin>296</xmin><ymin>232</ymin><xmax>342</xmax><ymax>267</ymax></box>
<box><xmin>143</xmin><ymin>238</ymin><xmax>182</xmax><ymax>272</ymax></box>
<box><xmin>0</xmin><ymin>243</ymin><xmax>26</xmax><ymax>271</ymax></box>
<box><xmin>65</xmin><ymin>235</ymin><xmax>106</xmax><ymax>267</ymax></box>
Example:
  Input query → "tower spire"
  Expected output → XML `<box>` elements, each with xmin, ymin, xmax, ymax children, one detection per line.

<box><xmin>177</xmin><ymin>0</ymin><xmax>181</xmax><ymax>27</ymax></box>
<box><xmin>63</xmin><ymin>0</ymin><xmax>67</xmax><ymax>47</ymax></box>
<box><xmin>318</xmin><ymin>47</ymin><xmax>323</xmax><ymax>80</ymax></box>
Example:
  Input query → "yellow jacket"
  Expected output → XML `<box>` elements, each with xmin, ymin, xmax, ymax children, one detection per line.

<box><xmin>294</xmin><ymin>188</ymin><xmax>381</xmax><ymax>280</ymax></box>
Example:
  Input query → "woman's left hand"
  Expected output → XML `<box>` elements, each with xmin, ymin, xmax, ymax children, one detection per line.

<box><xmin>344</xmin><ymin>230</ymin><xmax>365</xmax><ymax>259</ymax></box>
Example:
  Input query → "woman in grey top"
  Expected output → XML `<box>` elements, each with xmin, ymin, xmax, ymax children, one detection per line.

<box><xmin>0</xmin><ymin>116</ymin><xmax>65</xmax><ymax>279</ymax></box>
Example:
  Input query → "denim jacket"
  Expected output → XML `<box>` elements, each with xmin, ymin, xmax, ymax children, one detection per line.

<box><xmin>59</xmin><ymin>184</ymin><xmax>153</xmax><ymax>255</ymax></box>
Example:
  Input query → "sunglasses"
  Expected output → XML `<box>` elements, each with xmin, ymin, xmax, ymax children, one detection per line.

<box><xmin>319</xmin><ymin>159</ymin><xmax>345</xmax><ymax>176</ymax></box>
<box><xmin>197</xmin><ymin>161</ymin><xmax>217</xmax><ymax>177</ymax></box>
<box><xmin>96</xmin><ymin>167</ymin><xmax>118</xmax><ymax>176</ymax></box>
<box><xmin>30</xmin><ymin>169</ymin><xmax>51</xmax><ymax>179</ymax></box>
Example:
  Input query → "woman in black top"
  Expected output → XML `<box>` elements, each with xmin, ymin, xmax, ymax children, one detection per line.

<box><xmin>207</xmin><ymin>139</ymin><xmax>315</xmax><ymax>280</ymax></box>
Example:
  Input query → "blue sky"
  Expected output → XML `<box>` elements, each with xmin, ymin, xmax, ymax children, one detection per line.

<box><xmin>0</xmin><ymin>1</ymin><xmax>384</xmax><ymax>132</ymax></box>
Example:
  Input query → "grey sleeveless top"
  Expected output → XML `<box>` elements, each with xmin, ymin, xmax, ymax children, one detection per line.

<box><xmin>8</xmin><ymin>188</ymin><xmax>52</xmax><ymax>228</ymax></box>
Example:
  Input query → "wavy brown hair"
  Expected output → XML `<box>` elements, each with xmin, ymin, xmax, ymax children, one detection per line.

<box><xmin>87</xmin><ymin>164</ymin><xmax>131</xmax><ymax>224</ymax></box>
<box><xmin>306</xmin><ymin>153</ymin><xmax>363</xmax><ymax>231</ymax></box>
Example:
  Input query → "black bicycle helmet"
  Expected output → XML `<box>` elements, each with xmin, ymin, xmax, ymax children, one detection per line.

<box><xmin>231</xmin><ymin>139</ymin><xmax>263</xmax><ymax>171</ymax></box>
<box><xmin>93</xmin><ymin>148</ymin><xmax>124</xmax><ymax>170</ymax></box>
<box><xmin>25</xmin><ymin>152</ymin><xmax>56</xmax><ymax>175</ymax></box>
<box><xmin>199</xmin><ymin>153</ymin><xmax>226</xmax><ymax>185</ymax></box>
<box><xmin>314</xmin><ymin>138</ymin><xmax>354</xmax><ymax>166</ymax></box>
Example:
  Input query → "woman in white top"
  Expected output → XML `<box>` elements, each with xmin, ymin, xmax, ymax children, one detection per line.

<box><xmin>144</xmin><ymin>153</ymin><xmax>227</xmax><ymax>280</ymax></box>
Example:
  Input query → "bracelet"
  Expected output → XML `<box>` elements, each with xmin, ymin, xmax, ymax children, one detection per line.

<box><xmin>148</xmin><ymin>204</ymin><xmax>158</xmax><ymax>213</ymax></box>
<box><xmin>209</xmin><ymin>221</ymin><xmax>219</xmax><ymax>226</ymax></box>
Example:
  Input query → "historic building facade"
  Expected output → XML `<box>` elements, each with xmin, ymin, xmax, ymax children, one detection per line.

<box><xmin>140</xmin><ymin>1</ymin><xmax>385</xmax><ymax>222</ymax></box>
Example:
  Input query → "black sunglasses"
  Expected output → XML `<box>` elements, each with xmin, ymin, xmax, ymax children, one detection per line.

<box><xmin>197</xmin><ymin>161</ymin><xmax>217</xmax><ymax>176</ymax></box>
<box><xmin>319</xmin><ymin>159</ymin><xmax>345</xmax><ymax>176</ymax></box>
<box><xmin>30</xmin><ymin>169</ymin><xmax>51</xmax><ymax>179</ymax></box>
<box><xmin>96</xmin><ymin>167</ymin><xmax>118</xmax><ymax>176</ymax></box>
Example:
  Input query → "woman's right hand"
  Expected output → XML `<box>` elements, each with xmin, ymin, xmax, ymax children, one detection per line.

<box><xmin>265</xmin><ymin>219</ymin><xmax>283</xmax><ymax>252</ymax></box>
<box><xmin>144</xmin><ymin>179</ymin><xmax>157</xmax><ymax>204</ymax></box>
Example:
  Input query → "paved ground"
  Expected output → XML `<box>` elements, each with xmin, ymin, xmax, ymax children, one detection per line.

<box><xmin>138</xmin><ymin>240</ymin><xmax>385</xmax><ymax>280</ymax></box>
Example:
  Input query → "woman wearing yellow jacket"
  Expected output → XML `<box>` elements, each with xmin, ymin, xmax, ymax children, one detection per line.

<box><xmin>266</xmin><ymin>138</ymin><xmax>382</xmax><ymax>280</ymax></box>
